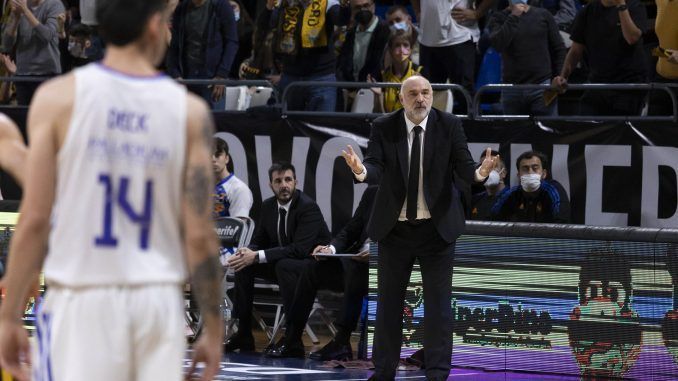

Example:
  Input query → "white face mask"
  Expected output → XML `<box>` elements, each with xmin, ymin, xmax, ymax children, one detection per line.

<box><xmin>234</xmin><ymin>11</ymin><xmax>240</xmax><ymax>22</ymax></box>
<box><xmin>389</xmin><ymin>21</ymin><xmax>409</xmax><ymax>33</ymax></box>
<box><xmin>520</xmin><ymin>173</ymin><xmax>542</xmax><ymax>192</ymax></box>
<box><xmin>485</xmin><ymin>170</ymin><xmax>502</xmax><ymax>187</ymax></box>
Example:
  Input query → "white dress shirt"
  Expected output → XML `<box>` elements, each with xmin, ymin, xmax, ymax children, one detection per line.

<box><xmin>258</xmin><ymin>200</ymin><xmax>291</xmax><ymax>263</ymax></box>
<box><xmin>354</xmin><ymin>112</ymin><xmax>487</xmax><ymax>220</ymax></box>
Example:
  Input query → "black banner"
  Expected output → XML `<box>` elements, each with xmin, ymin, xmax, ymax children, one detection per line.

<box><xmin>1</xmin><ymin>108</ymin><xmax>676</xmax><ymax>229</ymax></box>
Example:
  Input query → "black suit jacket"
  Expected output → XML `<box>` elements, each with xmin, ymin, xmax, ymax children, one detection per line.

<box><xmin>332</xmin><ymin>185</ymin><xmax>378</xmax><ymax>253</ymax></box>
<box><xmin>249</xmin><ymin>190</ymin><xmax>331</xmax><ymax>263</ymax></box>
<box><xmin>336</xmin><ymin>19</ymin><xmax>390</xmax><ymax>82</ymax></box>
<box><xmin>362</xmin><ymin>108</ymin><xmax>478</xmax><ymax>243</ymax></box>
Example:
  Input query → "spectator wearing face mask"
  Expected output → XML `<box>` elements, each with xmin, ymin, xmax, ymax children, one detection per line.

<box><xmin>336</xmin><ymin>0</ymin><xmax>390</xmax><ymax>83</ymax></box>
<box><xmin>470</xmin><ymin>150</ymin><xmax>508</xmax><ymax>220</ymax></box>
<box><xmin>490</xmin><ymin>150</ymin><xmax>570</xmax><ymax>223</ymax></box>
<box><xmin>385</xmin><ymin>5</ymin><xmax>419</xmax><ymax>65</ymax></box>
<box><xmin>367</xmin><ymin>31</ymin><xmax>422</xmax><ymax>113</ymax></box>
<box><xmin>66</xmin><ymin>23</ymin><xmax>95</xmax><ymax>69</ymax></box>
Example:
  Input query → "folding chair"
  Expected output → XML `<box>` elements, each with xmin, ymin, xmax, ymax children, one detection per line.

<box><xmin>184</xmin><ymin>216</ymin><xmax>254</xmax><ymax>342</ymax></box>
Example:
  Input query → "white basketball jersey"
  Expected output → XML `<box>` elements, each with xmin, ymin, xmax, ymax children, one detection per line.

<box><xmin>44</xmin><ymin>64</ymin><xmax>188</xmax><ymax>287</ymax></box>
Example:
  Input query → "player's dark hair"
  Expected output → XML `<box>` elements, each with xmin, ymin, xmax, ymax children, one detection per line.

<box><xmin>97</xmin><ymin>0</ymin><xmax>167</xmax><ymax>46</ymax></box>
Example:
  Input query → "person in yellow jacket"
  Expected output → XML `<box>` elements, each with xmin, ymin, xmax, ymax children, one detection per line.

<box><xmin>649</xmin><ymin>0</ymin><xmax>678</xmax><ymax>115</ymax></box>
<box><xmin>367</xmin><ymin>31</ymin><xmax>422</xmax><ymax>113</ymax></box>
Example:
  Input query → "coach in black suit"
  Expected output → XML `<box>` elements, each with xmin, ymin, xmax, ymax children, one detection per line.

<box><xmin>272</xmin><ymin>185</ymin><xmax>378</xmax><ymax>360</ymax></box>
<box><xmin>225</xmin><ymin>162</ymin><xmax>331</xmax><ymax>355</ymax></box>
<box><xmin>343</xmin><ymin>76</ymin><xmax>498</xmax><ymax>381</ymax></box>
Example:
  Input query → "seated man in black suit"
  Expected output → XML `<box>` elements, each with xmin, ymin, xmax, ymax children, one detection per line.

<box><xmin>225</xmin><ymin>162</ymin><xmax>331</xmax><ymax>355</ymax></box>
<box><xmin>269</xmin><ymin>185</ymin><xmax>378</xmax><ymax>360</ymax></box>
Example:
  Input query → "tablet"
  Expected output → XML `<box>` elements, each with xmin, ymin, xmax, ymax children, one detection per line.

<box><xmin>314</xmin><ymin>253</ymin><xmax>363</xmax><ymax>258</ymax></box>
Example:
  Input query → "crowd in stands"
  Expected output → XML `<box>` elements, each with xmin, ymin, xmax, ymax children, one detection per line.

<box><xmin>0</xmin><ymin>0</ymin><xmax>674</xmax><ymax>116</ymax></box>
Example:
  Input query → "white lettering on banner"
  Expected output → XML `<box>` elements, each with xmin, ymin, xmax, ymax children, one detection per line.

<box><xmin>291</xmin><ymin>136</ymin><xmax>310</xmax><ymax>193</ymax></box>
<box><xmin>551</xmin><ymin>145</ymin><xmax>570</xmax><ymax>199</ymax></box>
<box><xmin>585</xmin><ymin>145</ymin><xmax>632</xmax><ymax>226</ymax></box>
<box><xmin>316</xmin><ymin>137</ymin><xmax>367</xmax><ymax>231</ymax></box>
<box><xmin>641</xmin><ymin>146</ymin><xmax>678</xmax><ymax>227</ymax></box>
<box><xmin>214</xmin><ymin>132</ymin><xmax>250</xmax><ymax>187</ymax></box>
<box><xmin>255</xmin><ymin>135</ymin><xmax>274</xmax><ymax>200</ymax></box>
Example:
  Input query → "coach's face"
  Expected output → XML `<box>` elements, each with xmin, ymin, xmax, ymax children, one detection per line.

<box><xmin>399</xmin><ymin>76</ymin><xmax>432</xmax><ymax>123</ymax></box>
<box><xmin>270</xmin><ymin>169</ymin><xmax>297</xmax><ymax>204</ymax></box>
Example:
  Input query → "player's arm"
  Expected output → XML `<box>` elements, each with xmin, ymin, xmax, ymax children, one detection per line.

<box><xmin>182</xmin><ymin>94</ymin><xmax>224</xmax><ymax>381</ymax></box>
<box><xmin>0</xmin><ymin>76</ymin><xmax>67</xmax><ymax>379</ymax></box>
<box><xmin>0</xmin><ymin>114</ymin><xmax>27</xmax><ymax>187</ymax></box>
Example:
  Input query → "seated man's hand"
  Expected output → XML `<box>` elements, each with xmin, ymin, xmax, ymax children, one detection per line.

<box><xmin>351</xmin><ymin>249</ymin><xmax>369</xmax><ymax>263</ymax></box>
<box><xmin>311</xmin><ymin>245</ymin><xmax>332</xmax><ymax>261</ymax></box>
<box><xmin>227</xmin><ymin>248</ymin><xmax>258</xmax><ymax>272</ymax></box>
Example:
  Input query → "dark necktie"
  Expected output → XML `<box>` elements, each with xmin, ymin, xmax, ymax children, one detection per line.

<box><xmin>407</xmin><ymin>126</ymin><xmax>422</xmax><ymax>222</ymax></box>
<box><xmin>278</xmin><ymin>207</ymin><xmax>288</xmax><ymax>246</ymax></box>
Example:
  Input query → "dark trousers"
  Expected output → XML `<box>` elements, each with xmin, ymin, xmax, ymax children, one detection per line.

<box><xmin>420</xmin><ymin>40</ymin><xmax>476</xmax><ymax>113</ymax></box>
<box><xmin>15</xmin><ymin>76</ymin><xmax>51</xmax><ymax>106</ymax></box>
<box><xmin>372</xmin><ymin>220</ymin><xmax>455</xmax><ymax>381</ymax></box>
<box><xmin>232</xmin><ymin>258</ymin><xmax>307</xmax><ymax>335</ymax></box>
<box><xmin>287</xmin><ymin>257</ymin><xmax>369</xmax><ymax>340</ymax></box>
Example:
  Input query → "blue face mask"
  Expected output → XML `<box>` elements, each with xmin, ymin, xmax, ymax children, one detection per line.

<box><xmin>389</xmin><ymin>21</ymin><xmax>409</xmax><ymax>33</ymax></box>
<box><xmin>234</xmin><ymin>11</ymin><xmax>240</xmax><ymax>22</ymax></box>
<box><xmin>510</xmin><ymin>0</ymin><xmax>528</xmax><ymax>4</ymax></box>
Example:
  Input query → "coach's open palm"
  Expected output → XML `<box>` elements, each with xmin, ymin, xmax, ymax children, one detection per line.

<box><xmin>341</xmin><ymin>145</ymin><xmax>363</xmax><ymax>175</ymax></box>
<box><xmin>0</xmin><ymin>319</ymin><xmax>31</xmax><ymax>381</ymax></box>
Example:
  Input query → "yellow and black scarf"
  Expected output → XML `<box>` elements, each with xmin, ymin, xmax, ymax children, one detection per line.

<box><xmin>277</xmin><ymin>0</ymin><xmax>328</xmax><ymax>55</ymax></box>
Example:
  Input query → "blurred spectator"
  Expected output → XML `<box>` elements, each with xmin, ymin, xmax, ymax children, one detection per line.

<box><xmin>228</xmin><ymin>0</ymin><xmax>254</xmax><ymax>79</ymax></box>
<box><xmin>79</xmin><ymin>0</ymin><xmax>96</xmax><ymax>26</ymax></box>
<box><xmin>385</xmin><ymin>5</ymin><xmax>419</xmax><ymax>65</ymax></box>
<box><xmin>489</xmin><ymin>0</ymin><xmax>565</xmax><ymax>116</ymax></box>
<box><xmin>212</xmin><ymin>137</ymin><xmax>253</xmax><ymax>218</ymax></box>
<box><xmin>336</xmin><ymin>0</ymin><xmax>389</xmax><ymax>83</ymax></box>
<box><xmin>648</xmin><ymin>0</ymin><xmax>677</xmax><ymax>116</ymax></box>
<box><xmin>66</xmin><ymin>23</ymin><xmax>95</xmax><ymax>69</ymax></box>
<box><xmin>491</xmin><ymin>150</ymin><xmax>570</xmax><ymax>223</ymax></box>
<box><xmin>412</xmin><ymin>0</ymin><xmax>492</xmax><ymax>95</ymax></box>
<box><xmin>470</xmin><ymin>150</ymin><xmax>507</xmax><ymax>220</ymax></box>
<box><xmin>258</xmin><ymin>0</ymin><xmax>350</xmax><ymax>111</ymax></box>
<box><xmin>367</xmin><ymin>31</ymin><xmax>422</xmax><ymax>113</ymax></box>
<box><xmin>2</xmin><ymin>0</ymin><xmax>65</xmax><ymax>105</ymax></box>
<box><xmin>167</xmin><ymin>0</ymin><xmax>239</xmax><ymax>107</ymax></box>
<box><xmin>551</xmin><ymin>0</ymin><xmax>648</xmax><ymax>116</ymax></box>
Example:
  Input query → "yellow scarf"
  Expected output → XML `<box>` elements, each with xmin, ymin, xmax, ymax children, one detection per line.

<box><xmin>277</xmin><ymin>0</ymin><xmax>328</xmax><ymax>55</ymax></box>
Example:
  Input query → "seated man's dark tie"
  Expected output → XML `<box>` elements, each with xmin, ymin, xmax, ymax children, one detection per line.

<box><xmin>278</xmin><ymin>207</ymin><xmax>288</xmax><ymax>246</ymax></box>
<box><xmin>407</xmin><ymin>126</ymin><xmax>422</xmax><ymax>222</ymax></box>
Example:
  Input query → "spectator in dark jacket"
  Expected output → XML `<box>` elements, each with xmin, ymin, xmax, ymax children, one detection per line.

<box><xmin>167</xmin><ymin>0</ymin><xmax>238</xmax><ymax>107</ymax></box>
<box><xmin>257</xmin><ymin>0</ymin><xmax>350</xmax><ymax>111</ymax></box>
<box><xmin>491</xmin><ymin>150</ymin><xmax>571</xmax><ymax>223</ymax></box>
<box><xmin>228</xmin><ymin>0</ymin><xmax>254</xmax><ymax>79</ymax></box>
<box><xmin>336</xmin><ymin>0</ymin><xmax>389</xmax><ymax>83</ymax></box>
<box><xmin>551</xmin><ymin>0</ymin><xmax>648</xmax><ymax>116</ymax></box>
<box><xmin>489</xmin><ymin>0</ymin><xmax>565</xmax><ymax>115</ymax></box>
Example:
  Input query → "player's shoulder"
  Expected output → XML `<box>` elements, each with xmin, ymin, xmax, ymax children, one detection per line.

<box><xmin>31</xmin><ymin>73</ymin><xmax>76</xmax><ymax>112</ymax></box>
<box><xmin>0</xmin><ymin>113</ymin><xmax>19</xmax><ymax>139</ymax></box>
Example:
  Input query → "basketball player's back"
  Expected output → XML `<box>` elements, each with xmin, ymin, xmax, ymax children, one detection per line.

<box><xmin>0</xmin><ymin>1</ymin><xmax>224</xmax><ymax>381</ymax></box>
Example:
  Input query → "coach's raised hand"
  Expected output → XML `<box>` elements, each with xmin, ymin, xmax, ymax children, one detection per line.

<box><xmin>341</xmin><ymin>145</ymin><xmax>364</xmax><ymax>175</ymax></box>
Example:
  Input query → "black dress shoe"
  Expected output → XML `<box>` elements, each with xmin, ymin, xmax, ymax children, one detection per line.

<box><xmin>309</xmin><ymin>339</ymin><xmax>353</xmax><ymax>361</ymax></box>
<box><xmin>266</xmin><ymin>340</ymin><xmax>305</xmax><ymax>358</ymax></box>
<box><xmin>223</xmin><ymin>334</ymin><xmax>255</xmax><ymax>352</ymax></box>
